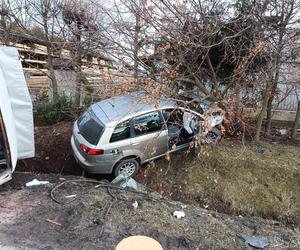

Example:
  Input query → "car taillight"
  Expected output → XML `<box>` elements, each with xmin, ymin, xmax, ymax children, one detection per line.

<box><xmin>80</xmin><ymin>144</ymin><xmax>103</xmax><ymax>155</ymax></box>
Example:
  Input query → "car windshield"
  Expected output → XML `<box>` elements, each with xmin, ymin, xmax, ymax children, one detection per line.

<box><xmin>77</xmin><ymin>110</ymin><xmax>104</xmax><ymax>145</ymax></box>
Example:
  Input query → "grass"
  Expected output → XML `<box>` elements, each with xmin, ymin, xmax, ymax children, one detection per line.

<box><xmin>137</xmin><ymin>139</ymin><xmax>300</xmax><ymax>227</ymax></box>
<box><xmin>185</xmin><ymin>140</ymin><xmax>300</xmax><ymax>226</ymax></box>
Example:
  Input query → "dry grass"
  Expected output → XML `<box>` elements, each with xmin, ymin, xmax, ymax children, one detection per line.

<box><xmin>137</xmin><ymin>139</ymin><xmax>300</xmax><ymax>227</ymax></box>
<box><xmin>186</xmin><ymin>140</ymin><xmax>300</xmax><ymax>226</ymax></box>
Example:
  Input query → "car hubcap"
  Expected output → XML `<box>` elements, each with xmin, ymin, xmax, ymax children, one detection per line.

<box><xmin>205</xmin><ymin>132</ymin><xmax>218</xmax><ymax>144</ymax></box>
<box><xmin>119</xmin><ymin>162</ymin><xmax>136</xmax><ymax>176</ymax></box>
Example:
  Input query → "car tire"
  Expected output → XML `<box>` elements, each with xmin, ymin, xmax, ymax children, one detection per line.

<box><xmin>204</xmin><ymin>127</ymin><xmax>221</xmax><ymax>144</ymax></box>
<box><xmin>113</xmin><ymin>158</ymin><xmax>140</xmax><ymax>177</ymax></box>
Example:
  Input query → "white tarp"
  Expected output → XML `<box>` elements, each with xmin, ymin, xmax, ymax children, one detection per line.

<box><xmin>0</xmin><ymin>46</ymin><xmax>34</xmax><ymax>170</ymax></box>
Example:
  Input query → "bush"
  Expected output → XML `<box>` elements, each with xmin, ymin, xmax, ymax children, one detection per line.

<box><xmin>34</xmin><ymin>94</ymin><xmax>84</xmax><ymax>126</ymax></box>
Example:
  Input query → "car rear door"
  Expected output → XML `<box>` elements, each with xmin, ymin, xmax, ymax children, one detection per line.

<box><xmin>103</xmin><ymin>120</ymin><xmax>133</xmax><ymax>164</ymax></box>
<box><xmin>131</xmin><ymin>111</ymin><xmax>168</xmax><ymax>162</ymax></box>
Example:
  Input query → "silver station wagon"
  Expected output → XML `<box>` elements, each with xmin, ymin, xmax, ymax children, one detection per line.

<box><xmin>71</xmin><ymin>92</ymin><xmax>223</xmax><ymax>177</ymax></box>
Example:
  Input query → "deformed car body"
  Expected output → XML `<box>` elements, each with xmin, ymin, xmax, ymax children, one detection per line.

<box><xmin>71</xmin><ymin>92</ymin><xmax>223</xmax><ymax>177</ymax></box>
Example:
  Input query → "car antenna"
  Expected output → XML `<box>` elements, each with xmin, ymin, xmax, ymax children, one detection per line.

<box><xmin>108</xmin><ymin>101</ymin><xmax>115</xmax><ymax>107</ymax></box>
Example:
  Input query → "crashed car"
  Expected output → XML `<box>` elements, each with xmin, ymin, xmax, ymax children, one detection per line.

<box><xmin>71</xmin><ymin>92</ymin><xmax>224</xmax><ymax>177</ymax></box>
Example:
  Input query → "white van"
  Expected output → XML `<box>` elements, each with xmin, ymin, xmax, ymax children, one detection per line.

<box><xmin>0</xmin><ymin>47</ymin><xmax>34</xmax><ymax>185</ymax></box>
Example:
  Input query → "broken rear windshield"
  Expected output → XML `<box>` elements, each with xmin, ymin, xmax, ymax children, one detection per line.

<box><xmin>77</xmin><ymin>110</ymin><xmax>104</xmax><ymax>145</ymax></box>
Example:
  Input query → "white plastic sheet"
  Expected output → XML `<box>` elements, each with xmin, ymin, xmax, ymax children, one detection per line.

<box><xmin>0</xmin><ymin>46</ymin><xmax>34</xmax><ymax>171</ymax></box>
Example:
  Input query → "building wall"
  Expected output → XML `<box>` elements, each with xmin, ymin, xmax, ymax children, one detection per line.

<box><xmin>0</xmin><ymin>42</ymin><xmax>139</xmax><ymax>104</ymax></box>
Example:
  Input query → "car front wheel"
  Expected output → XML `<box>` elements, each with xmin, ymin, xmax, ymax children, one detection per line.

<box><xmin>113</xmin><ymin>158</ymin><xmax>140</xmax><ymax>177</ymax></box>
<box><xmin>204</xmin><ymin>127</ymin><xmax>221</xmax><ymax>144</ymax></box>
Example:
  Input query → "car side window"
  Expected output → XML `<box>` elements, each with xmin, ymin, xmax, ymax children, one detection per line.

<box><xmin>133</xmin><ymin>111</ymin><xmax>164</xmax><ymax>136</ymax></box>
<box><xmin>110</xmin><ymin>121</ymin><xmax>131</xmax><ymax>142</ymax></box>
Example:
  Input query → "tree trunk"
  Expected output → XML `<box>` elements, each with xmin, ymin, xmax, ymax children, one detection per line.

<box><xmin>74</xmin><ymin>27</ymin><xmax>82</xmax><ymax>107</ymax></box>
<box><xmin>46</xmin><ymin>45</ymin><xmax>58</xmax><ymax>103</ymax></box>
<box><xmin>42</xmin><ymin>12</ymin><xmax>58</xmax><ymax>103</ymax></box>
<box><xmin>255</xmin><ymin>86</ymin><xmax>270</xmax><ymax>142</ymax></box>
<box><xmin>292</xmin><ymin>100</ymin><xmax>300</xmax><ymax>139</ymax></box>
<box><xmin>265</xmin><ymin>94</ymin><xmax>274</xmax><ymax>136</ymax></box>
<box><xmin>133</xmin><ymin>11</ymin><xmax>141</xmax><ymax>82</ymax></box>
<box><xmin>0</xmin><ymin>11</ymin><xmax>8</xmax><ymax>45</ymax></box>
<box><xmin>265</xmin><ymin>25</ymin><xmax>285</xmax><ymax>136</ymax></box>
<box><xmin>75</xmin><ymin>72</ymin><xmax>82</xmax><ymax>107</ymax></box>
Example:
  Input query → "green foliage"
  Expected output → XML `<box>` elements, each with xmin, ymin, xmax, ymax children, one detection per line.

<box><xmin>34</xmin><ymin>94</ymin><xmax>83</xmax><ymax>125</ymax></box>
<box><xmin>83</xmin><ymin>84</ymin><xmax>94</xmax><ymax>106</ymax></box>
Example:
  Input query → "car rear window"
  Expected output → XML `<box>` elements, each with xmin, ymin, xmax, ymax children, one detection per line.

<box><xmin>77</xmin><ymin>110</ymin><xmax>104</xmax><ymax>145</ymax></box>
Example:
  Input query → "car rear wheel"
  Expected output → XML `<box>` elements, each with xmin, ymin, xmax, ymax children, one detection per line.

<box><xmin>113</xmin><ymin>158</ymin><xmax>140</xmax><ymax>177</ymax></box>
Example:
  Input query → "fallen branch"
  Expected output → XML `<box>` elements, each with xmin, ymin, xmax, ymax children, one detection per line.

<box><xmin>50</xmin><ymin>179</ymin><xmax>156</xmax><ymax>205</ymax></box>
<box><xmin>46</xmin><ymin>219</ymin><xmax>62</xmax><ymax>226</ymax></box>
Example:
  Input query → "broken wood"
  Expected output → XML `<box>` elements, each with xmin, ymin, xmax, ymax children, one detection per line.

<box><xmin>46</xmin><ymin>219</ymin><xmax>62</xmax><ymax>226</ymax></box>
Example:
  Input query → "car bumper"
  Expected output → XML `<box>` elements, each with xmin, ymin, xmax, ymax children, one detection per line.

<box><xmin>70</xmin><ymin>136</ymin><xmax>113</xmax><ymax>174</ymax></box>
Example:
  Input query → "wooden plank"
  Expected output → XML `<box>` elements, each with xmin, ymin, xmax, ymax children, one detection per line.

<box><xmin>26</xmin><ymin>76</ymin><xmax>48</xmax><ymax>86</ymax></box>
<box><xmin>21</xmin><ymin>58</ymin><xmax>47</xmax><ymax>64</ymax></box>
<box><xmin>23</xmin><ymin>68</ymin><xmax>48</xmax><ymax>75</ymax></box>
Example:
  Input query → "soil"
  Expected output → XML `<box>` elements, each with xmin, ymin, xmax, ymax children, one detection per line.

<box><xmin>0</xmin><ymin>172</ymin><xmax>299</xmax><ymax>249</ymax></box>
<box><xmin>16</xmin><ymin>122</ymin><xmax>82</xmax><ymax>175</ymax></box>
<box><xmin>16</xmin><ymin>122</ymin><xmax>300</xmax><ymax>229</ymax></box>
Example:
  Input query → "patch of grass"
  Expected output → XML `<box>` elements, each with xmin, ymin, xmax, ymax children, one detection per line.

<box><xmin>184</xmin><ymin>140</ymin><xmax>300</xmax><ymax>226</ymax></box>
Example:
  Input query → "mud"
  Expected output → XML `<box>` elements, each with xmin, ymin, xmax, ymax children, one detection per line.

<box><xmin>0</xmin><ymin>173</ymin><xmax>299</xmax><ymax>249</ymax></box>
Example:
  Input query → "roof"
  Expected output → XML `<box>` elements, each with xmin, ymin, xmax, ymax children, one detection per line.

<box><xmin>91</xmin><ymin>92</ymin><xmax>176</xmax><ymax>125</ymax></box>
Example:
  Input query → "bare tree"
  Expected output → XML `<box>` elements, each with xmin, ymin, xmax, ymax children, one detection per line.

<box><xmin>61</xmin><ymin>0</ymin><xmax>108</xmax><ymax>106</ymax></box>
<box><xmin>263</xmin><ymin>0</ymin><xmax>300</xmax><ymax>136</ymax></box>
<box><xmin>1</xmin><ymin>0</ymin><xmax>64</xmax><ymax>102</ymax></box>
<box><xmin>1</xmin><ymin>0</ymin><xmax>108</xmax><ymax>105</ymax></box>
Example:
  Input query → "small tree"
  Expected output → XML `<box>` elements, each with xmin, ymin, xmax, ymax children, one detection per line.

<box><xmin>2</xmin><ymin>0</ymin><xmax>63</xmax><ymax>102</ymax></box>
<box><xmin>61</xmin><ymin>0</ymin><xmax>106</xmax><ymax>106</ymax></box>
<box><xmin>263</xmin><ymin>0</ymin><xmax>300</xmax><ymax>135</ymax></box>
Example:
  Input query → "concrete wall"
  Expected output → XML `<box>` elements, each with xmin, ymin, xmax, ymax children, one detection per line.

<box><xmin>51</xmin><ymin>70</ymin><xmax>77</xmax><ymax>101</ymax></box>
<box><xmin>246</xmin><ymin>108</ymin><xmax>297</xmax><ymax>122</ymax></box>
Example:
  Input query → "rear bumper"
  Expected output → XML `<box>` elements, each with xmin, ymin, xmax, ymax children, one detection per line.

<box><xmin>70</xmin><ymin>136</ymin><xmax>113</xmax><ymax>174</ymax></box>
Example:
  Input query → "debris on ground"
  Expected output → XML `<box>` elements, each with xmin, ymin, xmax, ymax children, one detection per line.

<box><xmin>0</xmin><ymin>173</ymin><xmax>299</xmax><ymax>249</ymax></box>
<box><xmin>112</xmin><ymin>173</ymin><xmax>147</xmax><ymax>193</ymax></box>
<box><xmin>275</xmin><ymin>128</ymin><xmax>288</xmax><ymax>136</ymax></box>
<box><xmin>65</xmin><ymin>194</ymin><xmax>77</xmax><ymax>199</ymax></box>
<box><xmin>256</xmin><ymin>146</ymin><xmax>269</xmax><ymax>154</ymax></box>
<box><xmin>173</xmin><ymin>210</ymin><xmax>185</xmax><ymax>219</ymax></box>
<box><xmin>45</xmin><ymin>219</ymin><xmax>62</xmax><ymax>227</ymax></box>
<box><xmin>25</xmin><ymin>178</ymin><xmax>49</xmax><ymax>187</ymax></box>
<box><xmin>240</xmin><ymin>233</ymin><xmax>269</xmax><ymax>249</ymax></box>
<box><xmin>132</xmin><ymin>200</ymin><xmax>138</xmax><ymax>209</ymax></box>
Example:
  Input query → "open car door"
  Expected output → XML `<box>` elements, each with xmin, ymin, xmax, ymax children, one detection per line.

<box><xmin>0</xmin><ymin>47</ymin><xmax>34</xmax><ymax>185</ymax></box>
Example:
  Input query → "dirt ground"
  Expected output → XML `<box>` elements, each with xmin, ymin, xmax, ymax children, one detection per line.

<box><xmin>17</xmin><ymin>122</ymin><xmax>82</xmax><ymax>175</ymax></box>
<box><xmin>16</xmin><ymin>122</ymin><xmax>300</xmax><ymax>229</ymax></box>
<box><xmin>0</xmin><ymin>172</ymin><xmax>299</xmax><ymax>250</ymax></box>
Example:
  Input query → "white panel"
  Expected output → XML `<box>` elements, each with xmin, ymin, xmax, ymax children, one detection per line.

<box><xmin>0</xmin><ymin>68</ymin><xmax>18</xmax><ymax>170</ymax></box>
<box><xmin>0</xmin><ymin>46</ymin><xmax>35</xmax><ymax>160</ymax></box>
